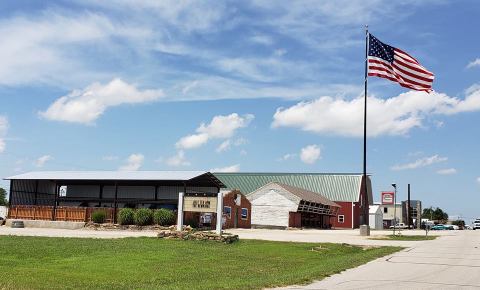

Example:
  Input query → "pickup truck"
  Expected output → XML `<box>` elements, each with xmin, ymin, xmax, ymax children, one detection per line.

<box><xmin>389</xmin><ymin>223</ymin><xmax>408</xmax><ymax>229</ymax></box>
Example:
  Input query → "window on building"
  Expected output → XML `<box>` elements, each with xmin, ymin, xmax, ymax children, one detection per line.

<box><xmin>384</xmin><ymin>207</ymin><xmax>388</xmax><ymax>213</ymax></box>
<box><xmin>224</xmin><ymin>206</ymin><xmax>231</xmax><ymax>219</ymax></box>
<box><xmin>338</xmin><ymin>215</ymin><xmax>345</xmax><ymax>223</ymax></box>
<box><xmin>241</xmin><ymin>208</ymin><xmax>248</xmax><ymax>220</ymax></box>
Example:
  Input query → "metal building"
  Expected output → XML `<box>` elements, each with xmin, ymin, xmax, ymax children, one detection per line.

<box><xmin>5</xmin><ymin>171</ymin><xmax>224</xmax><ymax>223</ymax></box>
<box><xmin>214</xmin><ymin>173</ymin><xmax>373</xmax><ymax>229</ymax></box>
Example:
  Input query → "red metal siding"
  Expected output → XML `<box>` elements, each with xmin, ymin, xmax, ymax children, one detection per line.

<box><xmin>288</xmin><ymin>212</ymin><xmax>302</xmax><ymax>228</ymax></box>
<box><xmin>331</xmin><ymin>201</ymin><xmax>353</xmax><ymax>229</ymax></box>
<box><xmin>353</xmin><ymin>202</ymin><xmax>361</xmax><ymax>228</ymax></box>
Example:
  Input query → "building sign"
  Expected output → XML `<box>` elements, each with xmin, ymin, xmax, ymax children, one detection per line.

<box><xmin>381</xmin><ymin>191</ymin><xmax>394</xmax><ymax>205</ymax></box>
<box><xmin>59</xmin><ymin>186</ymin><xmax>68</xmax><ymax>197</ymax></box>
<box><xmin>183</xmin><ymin>196</ymin><xmax>217</xmax><ymax>213</ymax></box>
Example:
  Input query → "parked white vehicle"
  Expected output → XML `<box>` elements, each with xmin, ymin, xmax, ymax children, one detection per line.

<box><xmin>473</xmin><ymin>219</ymin><xmax>480</xmax><ymax>230</ymax></box>
<box><xmin>389</xmin><ymin>223</ymin><xmax>408</xmax><ymax>229</ymax></box>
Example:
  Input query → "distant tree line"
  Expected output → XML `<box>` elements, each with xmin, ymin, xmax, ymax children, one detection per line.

<box><xmin>422</xmin><ymin>207</ymin><xmax>448</xmax><ymax>222</ymax></box>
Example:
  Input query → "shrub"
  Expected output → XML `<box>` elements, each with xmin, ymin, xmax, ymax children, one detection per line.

<box><xmin>91</xmin><ymin>210</ymin><xmax>106</xmax><ymax>224</ymax></box>
<box><xmin>117</xmin><ymin>208</ymin><xmax>135</xmax><ymax>225</ymax></box>
<box><xmin>154</xmin><ymin>208</ymin><xmax>176</xmax><ymax>226</ymax></box>
<box><xmin>134</xmin><ymin>208</ymin><xmax>153</xmax><ymax>226</ymax></box>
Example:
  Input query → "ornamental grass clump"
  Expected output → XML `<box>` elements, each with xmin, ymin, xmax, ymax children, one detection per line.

<box><xmin>91</xmin><ymin>210</ymin><xmax>107</xmax><ymax>224</ymax></box>
<box><xmin>153</xmin><ymin>208</ymin><xmax>176</xmax><ymax>226</ymax></box>
<box><xmin>117</xmin><ymin>208</ymin><xmax>135</xmax><ymax>225</ymax></box>
<box><xmin>134</xmin><ymin>208</ymin><xmax>153</xmax><ymax>226</ymax></box>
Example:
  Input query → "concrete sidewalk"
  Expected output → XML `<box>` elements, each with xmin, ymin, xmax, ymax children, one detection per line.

<box><xmin>226</xmin><ymin>228</ymin><xmax>456</xmax><ymax>247</ymax></box>
<box><xmin>278</xmin><ymin>230</ymin><xmax>480</xmax><ymax>289</ymax></box>
<box><xmin>0</xmin><ymin>226</ymin><xmax>158</xmax><ymax>239</ymax></box>
<box><xmin>0</xmin><ymin>226</ymin><xmax>456</xmax><ymax>247</ymax></box>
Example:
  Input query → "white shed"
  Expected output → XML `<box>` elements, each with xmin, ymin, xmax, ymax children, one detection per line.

<box><xmin>369</xmin><ymin>205</ymin><xmax>383</xmax><ymax>230</ymax></box>
<box><xmin>0</xmin><ymin>206</ymin><xmax>7</xmax><ymax>219</ymax></box>
<box><xmin>247</xmin><ymin>182</ymin><xmax>340</xmax><ymax>229</ymax></box>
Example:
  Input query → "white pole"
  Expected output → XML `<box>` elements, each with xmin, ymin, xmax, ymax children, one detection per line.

<box><xmin>393</xmin><ymin>187</ymin><xmax>397</xmax><ymax>235</ymax></box>
<box><xmin>177</xmin><ymin>191</ymin><xmax>184</xmax><ymax>231</ymax></box>
<box><xmin>216</xmin><ymin>191</ymin><xmax>223</xmax><ymax>235</ymax></box>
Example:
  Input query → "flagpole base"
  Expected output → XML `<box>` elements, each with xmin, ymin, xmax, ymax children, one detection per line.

<box><xmin>359</xmin><ymin>224</ymin><xmax>371</xmax><ymax>236</ymax></box>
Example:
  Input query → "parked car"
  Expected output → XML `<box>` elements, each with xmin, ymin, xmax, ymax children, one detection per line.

<box><xmin>389</xmin><ymin>223</ymin><xmax>408</xmax><ymax>229</ymax></box>
<box><xmin>465</xmin><ymin>225</ymin><xmax>473</xmax><ymax>230</ymax></box>
<box><xmin>473</xmin><ymin>219</ymin><xmax>480</xmax><ymax>230</ymax></box>
<box><xmin>431</xmin><ymin>224</ymin><xmax>449</xmax><ymax>230</ymax></box>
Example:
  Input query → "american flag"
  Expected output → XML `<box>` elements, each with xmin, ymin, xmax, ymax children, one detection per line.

<box><xmin>368</xmin><ymin>33</ymin><xmax>434</xmax><ymax>92</ymax></box>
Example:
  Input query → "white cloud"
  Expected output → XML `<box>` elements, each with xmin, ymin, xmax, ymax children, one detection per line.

<box><xmin>0</xmin><ymin>116</ymin><xmax>7</xmax><ymax>153</ymax></box>
<box><xmin>437</xmin><ymin>168</ymin><xmax>457</xmax><ymax>175</ymax></box>
<box><xmin>176</xmin><ymin>113</ymin><xmax>254</xmax><ymax>150</ymax></box>
<box><xmin>391</xmin><ymin>155</ymin><xmax>447</xmax><ymax>171</ymax></box>
<box><xmin>0</xmin><ymin>11</ymin><xmax>149</xmax><ymax>87</ymax></box>
<box><xmin>216</xmin><ymin>140</ymin><xmax>231</xmax><ymax>153</ymax></box>
<box><xmin>85</xmin><ymin>0</ymin><xmax>228</xmax><ymax>34</ymax></box>
<box><xmin>118</xmin><ymin>153</ymin><xmax>144</xmax><ymax>171</ymax></box>
<box><xmin>35</xmin><ymin>155</ymin><xmax>53</xmax><ymax>167</ymax></box>
<box><xmin>467</xmin><ymin>58</ymin><xmax>480</xmax><ymax>69</ymax></box>
<box><xmin>102</xmin><ymin>155</ymin><xmax>119</xmax><ymax>161</ymax></box>
<box><xmin>166</xmin><ymin>150</ymin><xmax>190</xmax><ymax>167</ymax></box>
<box><xmin>198</xmin><ymin>113</ymin><xmax>254</xmax><ymax>139</ymax></box>
<box><xmin>273</xmin><ymin>88</ymin><xmax>480</xmax><ymax>137</ymax></box>
<box><xmin>40</xmin><ymin>78</ymin><xmax>164</xmax><ymax>124</ymax></box>
<box><xmin>216</xmin><ymin>138</ymin><xmax>248</xmax><ymax>153</ymax></box>
<box><xmin>216</xmin><ymin>57</ymin><xmax>311</xmax><ymax>83</ymax></box>
<box><xmin>250</xmin><ymin>33</ymin><xmax>274</xmax><ymax>46</ymax></box>
<box><xmin>300</xmin><ymin>145</ymin><xmax>321</xmax><ymax>164</ymax></box>
<box><xmin>278</xmin><ymin>153</ymin><xmax>297</xmax><ymax>161</ymax></box>
<box><xmin>210</xmin><ymin>164</ymin><xmax>240</xmax><ymax>173</ymax></box>
<box><xmin>176</xmin><ymin>133</ymin><xmax>209</xmax><ymax>150</ymax></box>
<box><xmin>477</xmin><ymin>177</ymin><xmax>480</xmax><ymax>184</ymax></box>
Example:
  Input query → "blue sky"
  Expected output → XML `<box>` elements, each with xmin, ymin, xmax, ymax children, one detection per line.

<box><xmin>0</xmin><ymin>1</ymin><xmax>479</xmax><ymax>220</ymax></box>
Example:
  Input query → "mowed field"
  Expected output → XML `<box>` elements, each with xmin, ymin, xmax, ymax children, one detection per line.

<box><xmin>0</xmin><ymin>236</ymin><xmax>401</xmax><ymax>289</ymax></box>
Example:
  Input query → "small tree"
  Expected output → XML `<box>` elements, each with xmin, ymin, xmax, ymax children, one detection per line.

<box><xmin>0</xmin><ymin>187</ymin><xmax>7</xmax><ymax>206</ymax></box>
<box><xmin>422</xmin><ymin>207</ymin><xmax>449</xmax><ymax>222</ymax></box>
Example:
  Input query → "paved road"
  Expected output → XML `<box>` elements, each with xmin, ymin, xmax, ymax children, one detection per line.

<box><xmin>280</xmin><ymin>230</ymin><xmax>480</xmax><ymax>289</ymax></box>
<box><xmin>227</xmin><ymin>228</ymin><xmax>456</xmax><ymax>247</ymax></box>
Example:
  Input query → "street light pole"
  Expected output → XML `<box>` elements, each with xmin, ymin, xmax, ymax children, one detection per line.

<box><xmin>392</xmin><ymin>183</ymin><xmax>397</xmax><ymax>235</ymax></box>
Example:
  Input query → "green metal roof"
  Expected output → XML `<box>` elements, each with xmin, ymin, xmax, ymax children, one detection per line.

<box><xmin>213</xmin><ymin>173</ymin><xmax>372</xmax><ymax>203</ymax></box>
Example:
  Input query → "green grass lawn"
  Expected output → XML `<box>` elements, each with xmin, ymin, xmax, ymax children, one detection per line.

<box><xmin>0</xmin><ymin>236</ymin><xmax>401</xmax><ymax>289</ymax></box>
<box><xmin>370</xmin><ymin>234</ymin><xmax>438</xmax><ymax>241</ymax></box>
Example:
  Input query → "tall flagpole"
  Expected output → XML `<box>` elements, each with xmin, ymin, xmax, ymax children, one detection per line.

<box><xmin>362</xmin><ymin>25</ymin><xmax>370</xmax><ymax>232</ymax></box>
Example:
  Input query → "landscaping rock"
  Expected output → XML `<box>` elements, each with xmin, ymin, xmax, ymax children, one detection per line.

<box><xmin>156</xmin><ymin>229</ymin><xmax>239</xmax><ymax>244</ymax></box>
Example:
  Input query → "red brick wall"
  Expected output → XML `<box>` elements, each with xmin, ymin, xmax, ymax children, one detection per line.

<box><xmin>222</xmin><ymin>190</ymin><xmax>251</xmax><ymax>229</ymax></box>
<box><xmin>182</xmin><ymin>191</ymin><xmax>251</xmax><ymax>229</ymax></box>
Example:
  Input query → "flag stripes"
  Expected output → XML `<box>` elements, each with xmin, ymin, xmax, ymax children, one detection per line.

<box><xmin>367</xmin><ymin>34</ymin><xmax>434</xmax><ymax>92</ymax></box>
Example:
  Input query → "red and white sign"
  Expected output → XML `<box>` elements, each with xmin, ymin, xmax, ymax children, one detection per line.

<box><xmin>381</xmin><ymin>191</ymin><xmax>394</xmax><ymax>205</ymax></box>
